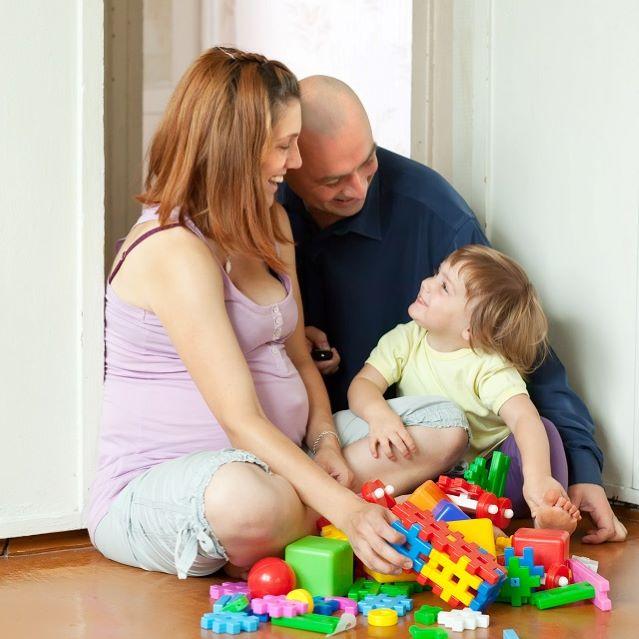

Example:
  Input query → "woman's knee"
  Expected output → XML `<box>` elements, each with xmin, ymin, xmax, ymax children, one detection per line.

<box><xmin>203</xmin><ymin>462</ymin><xmax>302</xmax><ymax>541</ymax></box>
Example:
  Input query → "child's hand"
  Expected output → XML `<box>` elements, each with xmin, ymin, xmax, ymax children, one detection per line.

<box><xmin>368</xmin><ymin>415</ymin><xmax>417</xmax><ymax>461</ymax></box>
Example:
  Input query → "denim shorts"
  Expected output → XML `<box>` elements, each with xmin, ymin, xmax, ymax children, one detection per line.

<box><xmin>93</xmin><ymin>396</ymin><xmax>467</xmax><ymax>579</ymax></box>
<box><xmin>93</xmin><ymin>449</ymin><xmax>269</xmax><ymax>579</ymax></box>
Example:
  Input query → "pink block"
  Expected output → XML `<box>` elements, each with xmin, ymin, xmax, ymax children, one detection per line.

<box><xmin>329</xmin><ymin>596</ymin><xmax>359</xmax><ymax>616</ymax></box>
<box><xmin>209</xmin><ymin>581</ymin><xmax>250</xmax><ymax>600</ymax></box>
<box><xmin>250</xmin><ymin>595</ymin><xmax>308</xmax><ymax>618</ymax></box>
<box><xmin>568</xmin><ymin>558</ymin><xmax>612</xmax><ymax>611</ymax></box>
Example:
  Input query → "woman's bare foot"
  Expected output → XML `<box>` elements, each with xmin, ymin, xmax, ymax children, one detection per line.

<box><xmin>532</xmin><ymin>488</ymin><xmax>580</xmax><ymax>533</ymax></box>
<box><xmin>222</xmin><ymin>563</ymin><xmax>250</xmax><ymax>580</ymax></box>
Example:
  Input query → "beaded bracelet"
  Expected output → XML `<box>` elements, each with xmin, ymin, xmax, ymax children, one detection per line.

<box><xmin>311</xmin><ymin>430</ymin><xmax>340</xmax><ymax>455</ymax></box>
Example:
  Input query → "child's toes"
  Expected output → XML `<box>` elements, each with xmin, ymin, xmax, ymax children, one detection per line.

<box><xmin>542</xmin><ymin>487</ymin><xmax>562</xmax><ymax>506</ymax></box>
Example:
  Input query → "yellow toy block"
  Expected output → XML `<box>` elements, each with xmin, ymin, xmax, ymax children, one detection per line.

<box><xmin>364</xmin><ymin>566</ymin><xmax>418</xmax><ymax>583</ymax></box>
<box><xmin>419</xmin><ymin>549</ymin><xmax>482</xmax><ymax>607</ymax></box>
<box><xmin>448</xmin><ymin>518</ymin><xmax>496</xmax><ymax>556</ymax></box>
<box><xmin>320</xmin><ymin>524</ymin><xmax>348</xmax><ymax>541</ymax></box>
<box><xmin>495</xmin><ymin>535</ymin><xmax>512</xmax><ymax>554</ymax></box>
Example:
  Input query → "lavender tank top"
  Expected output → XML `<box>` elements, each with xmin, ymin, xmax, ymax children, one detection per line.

<box><xmin>86</xmin><ymin>207</ymin><xmax>309</xmax><ymax>537</ymax></box>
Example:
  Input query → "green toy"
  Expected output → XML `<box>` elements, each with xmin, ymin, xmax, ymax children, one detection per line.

<box><xmin>413</xmin><ymin>604</ymin><xmax>443</xmax><ymax>625</ymax></box>
<box><xmin>272</xmin><ymin>612</ymin><xmax>340</xmax><ymax>633</ymax></box>
<box><xmin>221</xmin><ymin>594</ymin><xmax>249</xmax><ymax>613</ymax></box>
<box><xmin>347</xmin><ymin>578</ymin><xmax>380</xmax><ymax>601</ymax></box>
<box><xmin>409</xmin><ymin>625</ymin><xmax>448</xmax><ymax>639</ymax></box>
<box><xmin>285</xmin><ymin>535</ymin><xmax>353</xmax><ymax>597</ymax></box>
<box><xmin>486</xmin><ymin>451</ymin><xmax>511</xmax><ymax>497</ymax></box>
<box><xmin>497</xmin><ymin>555</ymin><xmax>541</xmax><ymax>606</ymax></box>
<box><xmin>464</xmin><ymin>456</ymin><xmax>488</xmax><ymax>488</ymax></box>
<box><xmin>380</xmin><ymin>582</ymin><xmax>425</xmax><ymax>597</ymax></box>
<box><xmin>530</xmin><ymin>581</ymin><xmax>595</xmax><ymax>610</ymax></box>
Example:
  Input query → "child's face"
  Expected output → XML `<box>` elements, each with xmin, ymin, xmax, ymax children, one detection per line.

<box><xmin>408</xmin><ymin>260</ymin><xmax>472</xmax><ymax>343</ymax></box>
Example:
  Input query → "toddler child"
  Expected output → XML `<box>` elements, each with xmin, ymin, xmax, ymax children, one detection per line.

<box><xmin>347</xmin><ymin>244</ymin><xmax>580</xmax><ymax>532</ymax></box>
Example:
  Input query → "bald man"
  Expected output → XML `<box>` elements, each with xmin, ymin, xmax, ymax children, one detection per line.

<box><xmin>278</xmin><ymin>75</ymin><xmax>626</xmax><ymax>544</ymax></box>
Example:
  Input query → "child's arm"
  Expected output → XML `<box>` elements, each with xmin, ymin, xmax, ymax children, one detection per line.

<box><xmin>499</xmin><ymin>394</ymin><xmax>579</xmax><ymax>520</ymax></box>
<box><xmin>348</xmin><ymin>364</ymin><xmax>417</xmax><ymax>461</ymax></box>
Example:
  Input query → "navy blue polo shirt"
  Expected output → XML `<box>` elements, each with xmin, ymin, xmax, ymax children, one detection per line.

<box><xmin>280</xmin><ymin>146</ymin><xmax>603</xmax><ymax>485</ymax></box>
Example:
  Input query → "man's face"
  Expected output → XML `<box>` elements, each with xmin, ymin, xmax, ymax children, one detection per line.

<box><xmin>285</xmin><ymin>124</ymin><xmax>378</xmax><ymax>225</ymax></box>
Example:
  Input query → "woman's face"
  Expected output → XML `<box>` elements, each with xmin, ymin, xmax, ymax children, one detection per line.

<box><xmin>262</xmin><ymin>99</ymin><xmax>302</xmax><ymax>206</ymax></box>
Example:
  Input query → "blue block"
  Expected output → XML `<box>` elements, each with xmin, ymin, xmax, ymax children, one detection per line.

<box><xmin>510</xmin><ymin>577</ymin><xmax>520</xmax><ymax>588</ymax></box>
<box><xmin>213</xmin><ymin>594</ymin><xmax>232</xmax><ymax>612</ymax></box>
<box><xmin>390</xmin><ymin>520</ymin><xmax>431</xmax><ymax>572</ymax></box>
<box><xmin>200</xmin><ymin>612</ymin><xmax>259</xmax><ymax>633</ymax></box>
<box><xmin>469</xmin><ymin>568</ymin><xmax>507</xmax><ymax>611</ymax></box>
<box><xmin>503</xmin><ymin>630</ymin><xmax>520</xmax><ymax>639</ymax></box>
<box><xmin>432</xmin><ymin>499</ymin><xmax>470</xmax><ymax>522</ymax></box>
<box><xmin>358</xmin><ymin>594</ymin><xmax>413</xmax><ymax>616</ymax></box>
<box><xmin>313</xmin><ymin>596</ymin><xmax>340</xmax><ymax>615</ymax></box>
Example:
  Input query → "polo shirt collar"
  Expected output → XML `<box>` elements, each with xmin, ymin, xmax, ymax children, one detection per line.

<box><xmin>328</xmin><ymin>173</ymin><xmax>382</xmax><ymax>240</ymax></box>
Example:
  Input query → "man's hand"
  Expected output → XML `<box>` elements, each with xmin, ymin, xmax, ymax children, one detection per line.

<box><xmin>305</xmin><ymin>326</ymin><xmax>340</xmax><ymax>375</ymax></box>
<box><xmin>568</xmin><ymin>483</ymin><xmax>628</xmax><ymax>543</ymax></box>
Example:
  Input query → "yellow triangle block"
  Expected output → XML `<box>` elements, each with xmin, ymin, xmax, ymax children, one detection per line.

<box><xmin>447</xmin><ymin>518</ymin><xmax>496</xmax><ymax>555</ymax></box>
<box><xmin>320</xmin><ymin>524</ymin><xmax>349</xmax><ymax>541</ymax></box>
<box><xmin>364</xmin><ymin>567</ymin><xmax>418</xmax><ymax>583</ymax></box>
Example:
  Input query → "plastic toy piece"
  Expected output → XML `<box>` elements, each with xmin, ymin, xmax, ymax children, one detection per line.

<box><xmin>380</xmin><ymin>582</ymin><xmax>424</xmax><ymax>597</ymax></box>
<box><xmin>362</xmin><ymin>479</ymin><xmax>397</xmax><ymax>508</ymax></box>
<box><xmin>368</xmin><ymin>608</ymin><xmax>398</xmax><ymax>627</ymax></box>
<box><xmin>364</xmin><ymin>566</ymin><xmax>418</xmax><ymax>583</ymax></box>
<box><xmin>247</xmin><ymin>557</ymin><xmax>296</xmax><ymax>599</ymax></box>
<box><xmin>409</xmin><ymin>627</ymin><xmax>448</xmax><ymax>639</ymax></box>
<box><xmin>495</xmin><ymin>536</ymin><xmax>512</xmax><ymax>553</ymax></box>
<box><xmin>312</xmin><ymin>596</ymin><xmax>340</xmax><ymax>615</ymax></box>
<box><xmin>222</xmin><ymin>594</ymin><xmax>250</xmax><ymax>613</ymax></box>
<box><xmin>529</xmin><ymin>581</ymin><xmax>596</xmax><ymax>610</ymax></box>
<box><xmin>414</xmin><ymin>604</ymin><xmax>443</xmax><ymax>625</ymax></box>
<box><xmin>271</xmin><ymin>612</ymin><xmax>340</xmax><ymax>634</ymax></box>
<box><xmin>448</xmin><ymin>519</ymin><xmax>496</xmax><ymax>556</ymax></box>
<box><xmin>485</xmin><ymin>451</ymin><xmax>511</xmax><ymax>497</ymax></box>
<box><xmin>544</xmin><ymin>563</ymin><xmax>571</xmax><ymax>589</ymax></box>
<box><xmin>437</xmin><ymin>475</ymin><xmax>483</xmax><ymax>500</ymax></box>
<box><xmin>437</xmin><ymin>608</ymin><xmax>489</xmax><ymax>631</ymax></box>
<box><xmin>200</xmin><ymin>612</ymin><xmax>260</xmax><ymax>633</ymax></box>
<box><xmin>320</xmin><ymin>524</ymin><xmax>349</xmax><ymax>541</ymax></box>
<box><xmin>571</xmin><ymin>554</ymin><xmax>598</xmax><ymax>572</ymax></box>
<box><xmin>464</xmin><ymin>457</ymin><xmax>489</xmax><ymax>488</ymax></box>
<box><xmin>286</xmin><ymin>589</ymin><xmax>314</xmax><ymax>613</ymax></box>
<box><xmin>390</xmin><ymin>520</ymin><xmax>432</xmax><ymax>573</ymax></box>
<box><xmin>568</xmin><ymin>558</ymin><xmax>612</xmax><ymax>611</ymax></box>
<box><xmin>358</xmin><ymin>594</ymin><xmax>413</xmax><ymax>616</ymax></box>
<box><xmin>512</xmin><ymin>528</ymin><xmax>569</xmax><ymax>573</ymax></box>
<box><xmin>347</xmin><ymin>578</ymin><xmax>381</xmax><ymax>601</ymax></box>
<box><xmin>327</xmin><ymin>596</ymin><xmax>359</xmax><ymax>615</ymax></box>
<box><xmin>432</xmin><ymin>499</ymin><xmax>470</xmax><ymax>522</ymax></box>
<box><xmin>326</xmin><ymin>613</ymin><xmax>357</xmax><ymax>636</ymax></box>
<box><xmin>213</xmin><ymin>595</ymin><xmax>233</xmax><ymax>612</ymax></box>
<box><xmin>496</xmin><ymin>549</ymin><xmax>542</xmax><ymax>606</ymax></box>
<box><xmin>408</xmin><ymin>480</ymin><xmax>450</xmax><ymax>512</ymax></box>
<box><xmin>503</xmin><ymin>630</ymin><xmax>520</xmax><ymax>639</ymax></box>
<box><xmin>448</xmin><ymin>492</ymin><xmax>513</xmax><ymax>530</ymax></box>
<box><xmin>285</xmin><ymin>535</ymin><xmax>353</xmax><ymax>597</ymax></box>
<box><xmin>250</xmin><ymin>595</ymin><xmax>308</xmax><ymax>618</ymax></box>
<box><xmin>210</xmin><ymin>581</ymin><xmax>249</xmax><ymax>600</ymax></box>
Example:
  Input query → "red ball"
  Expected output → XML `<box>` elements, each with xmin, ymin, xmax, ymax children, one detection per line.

<box><xmin>247</xmin><ymin>557</ymin><xmax>296</xmax><ymax>599</ymax></box>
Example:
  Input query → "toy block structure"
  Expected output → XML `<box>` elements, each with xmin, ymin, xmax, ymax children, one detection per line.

<box><xmin>447</xmin><ymin>519</ymin><xmax>496</xmax><ymax>556</ymax></box>
<box><xmin>271</xmin><ymin>612</ymin><xmax>340</xmax><ymax>633</ymax></box>
<box><xmin>414</xmin><ymin>604</ymin><xmax>443</xmax><ymax>625</ymax></box>
<box><xmin>432</xmin><ymin>499</ymin><xmax>470</xmax><ymax>522</ymax></box>
<box><xmin>285</xmin><ymin>535</ymin><xmax>353</xmax><ymax>597</ymax></box>
<box><xmin>408</xmin><ymin>479</ymin><xmax>450</xmax><ymax>511</ymax></box>
<box><xmin>361</xmin><ymin>479</ymin><xmax>397</xmax><ymax>508</ymax></box>
<box><xmin>347</xmin><ymin>578</ymin><xmax>380</xmax><ymax>601</ymax></box>
<box><xmin>200</xmin><ymin>611</ymin><xmax>261</xmax><ymax>633</ymax></box>
<box><xmin>496</xmin><ymin>547</ymin><xmax>543</xmax><ymax>606</ymax></box>
<box><xmin>512</xmin><ymin>528</ymin><xmax>569</xmax><ymax>589</ymax></box>
<box><xmin>568</xmin><ymin>557</ymin><xmax>611</xmax><ymax>611</ymax></box>
<box><xmin>357</xmin><ymin>594</ymin><xmax>413</xmax><ymax>616</ymax></box>
<box><xmin>390</xmin><ymin>501</ymin><xmax>506</xmax><ymax>610</ymax></box>
<box><xmin>463</xmin><ymin>452</ymin><xmax>511</xmax><ymax>497</ymax></box>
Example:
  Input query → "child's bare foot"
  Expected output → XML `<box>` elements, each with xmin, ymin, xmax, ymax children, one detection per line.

<box><xmin>532</xmin><ymin>488</ymin><xmax>580</xmax><ymax>533</ymax></box>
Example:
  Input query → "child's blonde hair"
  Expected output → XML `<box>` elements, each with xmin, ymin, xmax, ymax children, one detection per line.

<box><xmin>447</xmin><ymin>245</ymin><xmax>549</xmax><ymax>375</ymax></box>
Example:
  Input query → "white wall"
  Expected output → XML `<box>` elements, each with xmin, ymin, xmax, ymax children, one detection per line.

<box><xmin>0</xmin><ymin>2</ymin><xmax>104</xmax><ymax>537</ymax></box>
<box><xmin>201</xmin><ymin>0</ymin><xmax>413</xmax><ymax>157</ymax></box>
<box><xmin>444</xmin><ymin>1</ymin><xmax>639</xmax><ymax>502</ymax></box>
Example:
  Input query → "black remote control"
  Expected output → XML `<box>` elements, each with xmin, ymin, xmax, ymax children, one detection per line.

<box><xmin>311</xmin><ymin>348</ymin><xmax>333</xmax><ymax>361</ymax></box>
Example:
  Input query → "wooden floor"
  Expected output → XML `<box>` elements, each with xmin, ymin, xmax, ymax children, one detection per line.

<box><xmin>1</xmin><ymin>506</ymin><xmax>637</xmax><ymax>639</ymax></box>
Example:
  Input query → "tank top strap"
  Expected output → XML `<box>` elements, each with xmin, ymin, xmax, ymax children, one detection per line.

<box><xmin>108</xmin><ymin>223</ymin><xmax>181</xmax><ymax>285</ymax></box>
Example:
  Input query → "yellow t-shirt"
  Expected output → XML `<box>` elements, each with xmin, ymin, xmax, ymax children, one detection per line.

<box><xmin>366</xmin><ymin>321</ymin><xmax>528</xmax><ymax>460</ymax></box>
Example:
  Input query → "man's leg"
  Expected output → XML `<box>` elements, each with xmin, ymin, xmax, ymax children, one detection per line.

<box><xmin>499</xmin><ymin>417</ymin><xmax>569</xmax><ymax>517</ymax></box>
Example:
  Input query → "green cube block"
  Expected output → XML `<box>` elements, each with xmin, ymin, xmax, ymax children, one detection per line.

<box><xmin>285</xmin><ymin>535</ymin><xmax>353</xmax><ymax>597</ymax></box>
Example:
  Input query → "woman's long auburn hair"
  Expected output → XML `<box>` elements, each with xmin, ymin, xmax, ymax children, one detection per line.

<box><xmin>137</xmin><ymin>47</ymin><xmax>300</xmax><ymax>272</ymax></box>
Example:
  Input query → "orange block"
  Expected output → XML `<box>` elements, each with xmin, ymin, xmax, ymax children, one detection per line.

<box><xmin>407</xmin><ymin>480</ymin><xmax>449</xmax><ymax>512</ymax></box>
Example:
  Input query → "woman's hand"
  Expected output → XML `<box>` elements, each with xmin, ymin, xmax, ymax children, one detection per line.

<box><xmin>368</xmin><ymin>414</ymin><xmax>417</xmax><ymax>461</ymax></box>
<box><xmin>313</xmin><ymin>445</ymin><xmax>355</xmax><ymax>489</ymax></box>
<box><xmin>337</xmin><ymin>501</ymin><xmax>414</xmax><ymax>575</ymax></box>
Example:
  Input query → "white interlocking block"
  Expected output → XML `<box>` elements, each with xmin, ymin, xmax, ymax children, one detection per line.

<box><xmin>572</xmin><ymin>554</ymin><xmax>599</xmax><ymax>573</ymax></box>
<box><xmin>437</xmin><ymin>608</ymin><xmax>490</xmax><ymax>631</ymax></box>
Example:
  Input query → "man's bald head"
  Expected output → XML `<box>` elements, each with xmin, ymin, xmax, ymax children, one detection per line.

<box><xmin>285</xmin><ymin>76</ymin><xmax>378</xmax><ymax>228</ymax></box>
<box><xmin>298</xmin><ymin>76</ymin><xmax>371</xmax><ymax>138</ymax></box>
